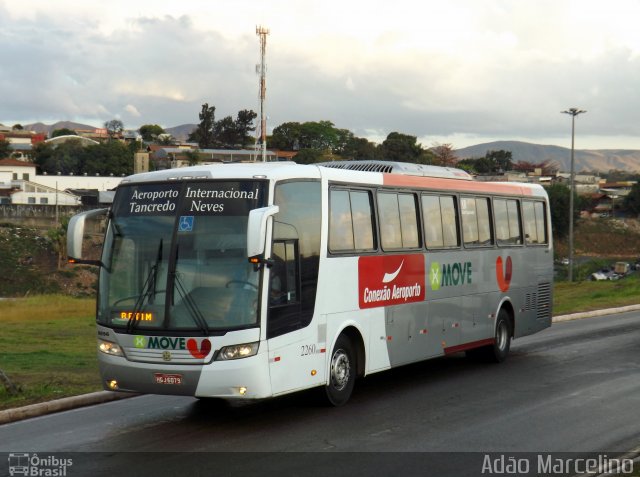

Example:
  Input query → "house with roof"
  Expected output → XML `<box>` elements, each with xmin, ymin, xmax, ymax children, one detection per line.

<box><xmin>150</xmin><ymin>147</ymin><xmax>296</xmax><ymax>169</ymax></box>
<box><xmin>0</xmin><ymin>129</ymin><xmax>46</xmax><ymax>160</ymax></box>
<box><xmin>0</xmin><ymin>158</ymin><xmax>121</xmax><ymax>205</ymax></box>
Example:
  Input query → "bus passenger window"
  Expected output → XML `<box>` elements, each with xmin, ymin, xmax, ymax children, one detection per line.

<box><xmin>441</xmin><ymin>196</ymin><xmax>460</xmax><ymax>247</ymax></box>
<box><xmin>398</xmin><ymin>193</ymin><xmax>419</xmax><ymax>248</ymax></box>
<box><xmin>378</xmin><ymin>192</ymin><xmax>419</xmax><ymax>250</ymax></box>
<box><xmin>495</xmin><ymin>198</ymin><xmax>522</xmax><ymax>246</ymax></box>
<box><xmin>476</xmin><ymin>198</ymin><xmax>492</xmax><ymax>245</ymax></box>
<box><xmin>422</xmin><ymin>195</ymin><xmax>444</xmax><ymax>248</ymax></box>
<box><xmin>534</xmin><ymin>201</ymin><xmax>547</xmax><ymax>244</ymax></box>
<box><xmin>329</xmin><ymin>189</ymin><xmax>375</xmax><ymax>252</ymax></box>
<box><xmin>377</xmin><ymin>192</ymin><xmax>402</xmax><ymax>249</ymax></box>
<box><xmin>350</xmin><ymin>191</ymin><xmax>375</xmax><ymax>250</ymax></box>
<box><xmin>422</xmin><ymin>194</ymin><xmax>460</xmax><ymax>249</ymax></box>
<box><xmin>461</xmin><ymin>197</ymin><xmax>479</xmax><ymax>245</ymax></box>
<box><xmin>522</xmin><ymin>200</ymin><xmax>548</xmax><ymax>245</ymax></box>
<box><xmin>523</xmin><ymin>201</ymin><xmax>539</xmax><ymax>244</ymax></box>
<box><xmin>462</xmin><ymin>197</ymin><xmax>493</xmax><ymax>246</ymax></box>
<box><xmin>329</xmin><ymin>190</ymin><xmax>355</xmax><ymax>251</ymax></box>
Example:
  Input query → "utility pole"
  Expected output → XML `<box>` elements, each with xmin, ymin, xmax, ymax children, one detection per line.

<box><xmin>256</xmin><ymin>26</ymin><xmax>269</xmax><ymax>162</ymax></box>
<box><xmin>561</xmin><ymin>108</ymin><xmax>586</xmax><ymax>282</ymax></box>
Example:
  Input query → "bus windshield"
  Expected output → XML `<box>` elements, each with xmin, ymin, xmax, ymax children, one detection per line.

<box><xmin>98</xmin><ymin>180</ymin><xmax>267</xmax><ymax>333</ymax></box>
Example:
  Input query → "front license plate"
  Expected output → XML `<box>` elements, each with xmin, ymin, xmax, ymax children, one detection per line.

<box><xmin>154</xmin><ymin>373</ymin><xmax>183</xmax><ymax>385</ymax></box>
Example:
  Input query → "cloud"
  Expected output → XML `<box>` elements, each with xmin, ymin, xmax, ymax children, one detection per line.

<box><xmin>0</xmin><ymin>0</ymin><xmax>639</xmax><ymax>149</ymax></box>
<box><xmin>124</xmin><ymin>104</ymin><xmax>141</xmax><ymax>117</ymax></box>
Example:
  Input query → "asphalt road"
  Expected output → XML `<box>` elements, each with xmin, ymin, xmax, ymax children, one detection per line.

<box><xmin>1</xmin><ymin>311</ymin><xmax>639</xmax><ymax>476</ymax></box>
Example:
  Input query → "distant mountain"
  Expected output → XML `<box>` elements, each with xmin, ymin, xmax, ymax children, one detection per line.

<box><xmin>455</xmin><ymin>141</ymin><xmax>640</xmax><ymax>173</ymax></box>
<box><xmin>165</xmin><ymin>124</ymin><xmax>196</xmax><ymax>142</ymax></box>
<box><xmin>17</xmin><ymin>121</ymin><xmax>197</xmax><ymax>142</ymax></box>
<box><xmin>24</xmin><ymin>121</ymin><xmax>98</xmax><ymax>135</ymax></box>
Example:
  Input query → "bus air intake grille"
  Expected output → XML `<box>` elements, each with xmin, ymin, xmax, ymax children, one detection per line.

<box><xmin>536</xmin><ymin>282</ymin><xmax>552</xmax><ymax>320</ymax></box>
<box><xmin>317</xmin><ymin>160</ymin><xmax>473</xmax><ymax>179</ymax></box>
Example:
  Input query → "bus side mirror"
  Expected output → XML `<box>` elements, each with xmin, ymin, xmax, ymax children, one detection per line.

<box><xmin>67</xmin><ymin>208</ymin><xmax>108</xmax><ymax>266</ymax></box>
<box><xmin>247</xmin><ymin>205</ymin><xmax>279</xmax><ymax>262</ymax></box>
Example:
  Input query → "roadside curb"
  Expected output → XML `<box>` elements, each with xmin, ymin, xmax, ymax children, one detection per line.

<box><xmin>2</xmin><ymin>304</ymin><xmax>639</xmax><ymax>426</ymax></box>
<box><xmin>0</xmin><ymin>390</ymin><xmax>138</xmax><ymax>425</ymax></box>
<box><xmin>552</xmin><ymin>304</ymin><xmax>640</xmax><ymax>323</ymax></box>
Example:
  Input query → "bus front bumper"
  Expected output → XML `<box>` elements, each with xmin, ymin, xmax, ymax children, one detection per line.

<box><xmin>98</xmin><ymin>351</ymin><xmax>272</xmax><ymax>400</ymax></box>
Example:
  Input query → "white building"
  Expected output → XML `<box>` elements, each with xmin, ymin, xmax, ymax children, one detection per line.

<box><xmin>0</xmin><ymin>159</ymin><xmax>122</xmax><ymax>205</ymax></box>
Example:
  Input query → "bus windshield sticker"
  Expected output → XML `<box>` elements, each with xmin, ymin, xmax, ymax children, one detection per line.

<box><xmin>178</xmin><ymin>216</ymin><xmax>194</xmax><ymax>232</ymax></box>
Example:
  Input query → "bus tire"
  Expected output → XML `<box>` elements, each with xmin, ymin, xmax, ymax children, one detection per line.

<box><xmin>489</xmin><ymin>309</ymin><xmax>512</xmax><ymax>362</ymax></box>
<box><xmin>467</xmin><ymin>309</ymin><xmax>512</xmax><ymax>363</ymax></box>
<box><xmin>324</xmin><ymin>334</ymin><xmax>356</xmax><ymax>406</ymax></box>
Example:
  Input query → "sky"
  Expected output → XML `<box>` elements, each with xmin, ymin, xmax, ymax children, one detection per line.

<box><xmin>1</xmin><ymin>0</ymin><xmax>640</xmax><ymax>150</ymax></box>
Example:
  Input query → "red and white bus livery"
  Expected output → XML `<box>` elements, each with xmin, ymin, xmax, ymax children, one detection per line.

<box><xmin>68</xmin><ymin>160</ymin><xmax>552</xmax><ymax>406</ymax></box>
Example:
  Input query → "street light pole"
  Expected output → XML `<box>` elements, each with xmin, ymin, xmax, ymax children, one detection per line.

<box><xmin>561</xmin><ymin>108</ymin><xmax>586</xmax><ymax>282</ymax></box>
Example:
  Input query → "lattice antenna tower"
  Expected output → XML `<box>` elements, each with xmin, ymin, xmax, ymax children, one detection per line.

<box><xmin>256</xmin><ymin>26</ymin><xmax>269</xmax><ymax>162</ymax></box>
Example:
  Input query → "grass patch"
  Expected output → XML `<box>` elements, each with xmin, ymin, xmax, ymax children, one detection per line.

<box><xmin>553</xmin><ymin>272</ymin><xmax>640</xmax><ymax>316</ymax></box>
<box><xmin>0</xmin><ymin>295</ymin><xmax>100</xmax><ymax>410</ymax></box>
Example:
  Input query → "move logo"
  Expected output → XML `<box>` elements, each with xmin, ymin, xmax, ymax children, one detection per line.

<box><xmin>134</xmin><ymin>335</ymin><xmax>212</xmax><ymax>359</ymax></box>
<box><xmin>496</xmin><ymin>256</ymin><xmax>513</xmax><ymax>292</ymax></box>
<box><xmin>430</xmin><ymin>261</ymin><xmax>472</xmax><ymax>290</ymax></box>
<box><xmin>358</xmin><ymin>254</ymin><xmax>425</xmax><ymax>309</ymax></box>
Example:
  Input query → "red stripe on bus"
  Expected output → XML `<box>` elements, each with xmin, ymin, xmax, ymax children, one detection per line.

<box><xmin>382</xmin><ymin>174</ymin><xmax>535</xmax><ymax>196</ymax></box>
<box><xmin>444</xmin><ymin>338</ymin><xmax>495</xmax><ymax>355</ymax></box>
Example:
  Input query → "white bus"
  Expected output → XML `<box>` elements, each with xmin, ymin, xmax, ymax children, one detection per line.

<box><xmin>68</xmin><ymin>160</ymin><xmax>553</xmax><ymax>406</ymax></box>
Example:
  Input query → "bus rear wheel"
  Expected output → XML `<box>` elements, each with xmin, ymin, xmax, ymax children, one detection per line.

<box><xmin>324</xmin><ymin>334</ymin><xmax>356</xmax><ymax>406</ymax></box>
<box><xmin>491</xmin><ymin>310</ymin><xmax>512</xmax><ymax>362</ymax></box>
<box><xmin>467</xmin><ymin>309</ymin><xmax>512</xmax><ymax>363</ymax></box>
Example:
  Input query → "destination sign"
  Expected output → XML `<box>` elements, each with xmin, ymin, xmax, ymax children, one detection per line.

<box><xmin>113</xmin><ymin>181</ymin><xmax>267</xmax><ymax>217</ymax></box>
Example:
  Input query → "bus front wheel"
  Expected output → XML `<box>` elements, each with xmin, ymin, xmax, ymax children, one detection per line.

<box><xmin>324</xmin><ymin>334</ymin><xmax>356</xmax><ymax>406</ymax></box>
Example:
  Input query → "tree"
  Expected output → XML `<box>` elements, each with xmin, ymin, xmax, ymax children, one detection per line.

<box><xmin>188</xmin><ymin>103</ymin><xmax>216</xmax><ymax>148</ymax></box>
<box><xmin>457</xmin><ymin>150</ymin><xmax>514</xmax><ymax>174</ymax></box>
<box><xmin>299</xmin><ymin>121</ymin><xmax>341</xmax><ymax>151</ymax></box>
<box><xmin>51</xmin><ymin>128</ymin><xmax>77</xmax><ymax>138</ymax></box>
<box><xmin>81</xmin><ymin>141</ymin><xmax>134</xmax><ymax>176</ymax></box>
<box><xmin>431</xmin><ymin>143</ymin><xmax>458</xmax><ymax>166</ymax></box>
<box><xmin>234</xmin><ymin>109</ymin><xmax>258</xmax><ymax>147</ymax></box>
<box><xmin>292</xmin><ymin>149</ymin><xmax>324</xmax><ymax>164</ymax></box>
<box><xmin>624</xmin><ymin>183</ymin><xmax>640</xmax><ymax>215</ymax></box>
<box><xmin>156</xmin><ymin>134</ymin><xmax>175</xmax><ymax>146</ymax></box>
<box><xmin>341</xmin><ymin>136</ymin><xmax>379</xmax><ymax>161</ymax></box>
<box><xmin>32</xmin><ymin>138</ymin><xmax>134</xmax><ymax>176</ymax></box>
<box><xmin>379</xmin><ymin>132</ymin><xmax>424</xmax><ymax>163</ymax></box>
<box><xmin>104</xmin><ymin>119</ymin><xmax>124</xmax><ymax>140</ymax></box>
<box><xmin>213</xmin><ymin>115</ymin><xmax>236</xmax><ymax>148</ymax></box>
<box><xmin>47</xmin><ymin>217</ymin><xmax>69</xmax><ymax>270</ymax></box>
<box><xmin>486</xmin><ymin>150</ymin><xmax>513</xmax><ymax>172</ymax></box>
<box><xmin>12</xmin><ymin>124</ymin><xmax>23</xmax><ymax>130</ymax></box>
<box><xmin>138</xmin><ymin>124</ymin><xmax>165</xmax><ymax>142</ymax></box>
<box><xmin>545</xmin><ymin>183</ymin><xmax>581</xmax><ymax>239</ymax></box>
<box><xmin>32</xmin><ymin>140</ymin><xmax>84</xmax><ymax>174</ymax></box>
<box><xmin>270</xmin><ymin>122</ymin><xmax>303</xmax><ymax>150</ymax></box>
<box><xmin>513</xmin><ymin>159</ymin><xmax>559</xmax><ymax>176</ymax></box>
<box><xmin>183</xmin><ymin>150</ymin><xmax>201</xmax><ymax>166</ymax></box>
<box><xmin>0</xmin><ymin>139</ymin><xmax>11</xmax><ymax>159</ymax></box>
<box><xmin>187</xmin><ymin>104</ymin><xmax>257</xmax><ymax>149</ymax></box>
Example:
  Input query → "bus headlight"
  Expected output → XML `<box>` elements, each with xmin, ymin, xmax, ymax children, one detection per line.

<box><xmin>98</xmin><ymin>339</ymin><xmax>123</xmax><ymax>357</ymax></box>
<box><xmin>217</xmin><ymin>342</ymin><xmax>259</xmax><ymax>361</ymax></box>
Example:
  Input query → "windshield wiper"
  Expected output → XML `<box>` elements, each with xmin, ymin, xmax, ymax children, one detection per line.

<box><xmin>170</xmin><ymin>245</ymin><xmax>210</xmax><ymax>335</ymax></box>
<box><xmin>126</xmin><ymin>239</ymin><xmax>163</xmax><ymax>333</ymax></box>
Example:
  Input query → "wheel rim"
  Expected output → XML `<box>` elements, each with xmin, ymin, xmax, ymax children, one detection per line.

<box><xmin>330</xmin><ymin>348</ymin><xmax>351</xmax><ymax>391</ymax></box>
<box><xmin>496</xmin><ymin>320</ymin><xmax>508</xmax><ymax>351</ymax></box>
